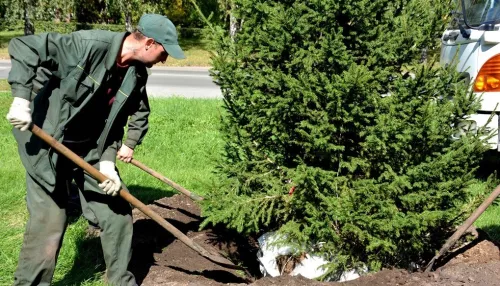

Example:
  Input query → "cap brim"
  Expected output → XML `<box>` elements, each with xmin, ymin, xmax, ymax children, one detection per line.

<box><xmin>162</xmin><ymin>44</ymin><xmax>186</xmax><ymax>59</ymax></box>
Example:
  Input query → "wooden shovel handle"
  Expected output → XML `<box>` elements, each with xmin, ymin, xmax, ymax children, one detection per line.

<box><xmin>130</xmin><ymin>159</ymin><xmax>204</xmax><ymax>201</ymax></box>
<box><xmin>425</xmin><ymin>183</ymin><xmax>500</xmax><ymax>272</ymax></box>
<box><xmin>29</xmin><ymin>124</ymin><xmax>242</xmax><ymax>270</ymax></box>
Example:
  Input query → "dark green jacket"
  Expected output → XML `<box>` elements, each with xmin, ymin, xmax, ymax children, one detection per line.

<box><xmin>31</xmin><ymin>67</ymin><xmax>149</xmax><ymax>150</ymax></box>
<box><xmin>8</xmin><ymin>30</ymin><xmax>150</xmax><ymax>192</ymax></box>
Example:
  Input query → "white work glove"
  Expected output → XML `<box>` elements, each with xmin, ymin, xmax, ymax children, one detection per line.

<box><xmin>117</xmin><ymin>144</ymin><xmax>134</xmax><ymax>163</ymax></box>
<box><xmin>98</xmin><ymin>161</ymin><xmax>121</xmax><ymax>196</ymax></box>
<box><xmin>6</xmin><ymin>97</ymin><xmax>32</xmax><ymax>131</ymax></box>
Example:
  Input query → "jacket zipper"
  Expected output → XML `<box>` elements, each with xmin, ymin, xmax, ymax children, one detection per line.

<box><xmin>97</xmin><ymin>72</ymin><xmax>133</xmax><ymax>155</ymax></box>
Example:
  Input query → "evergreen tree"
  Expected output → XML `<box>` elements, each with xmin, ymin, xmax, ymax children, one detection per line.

<box><xmin>203</xmin><ymin>0</ymin><xmax>490</xmax><ymax>276</ymax></box>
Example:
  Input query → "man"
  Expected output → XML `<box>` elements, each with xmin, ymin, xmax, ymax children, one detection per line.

<box><xmin>5</xmin><ymin>14</ymin><xmax>184</xmax><ymax>285</ymax></box>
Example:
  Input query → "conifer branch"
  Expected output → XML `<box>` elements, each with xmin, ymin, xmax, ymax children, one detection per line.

<box><xmin>187</xmin><ymin>0</ymin><xmax>214</xmax><ymax>31</ymax></box>
<box><xmin>244</xmin><ymin>194</ymin><xmax>285</xmax><ymax>204</ymax></box>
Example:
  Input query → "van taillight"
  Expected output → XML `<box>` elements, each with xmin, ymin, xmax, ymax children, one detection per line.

<box><xmin>474</xmin><ymin>54</ymin><xmax>500</xmax><ymax>92</ymax></box>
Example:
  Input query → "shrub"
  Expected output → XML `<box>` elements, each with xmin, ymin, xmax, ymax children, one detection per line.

<box><xmin>202</xmin><ymin>0</ymin><xmax>489</xmax><ymax>277</ymax></box>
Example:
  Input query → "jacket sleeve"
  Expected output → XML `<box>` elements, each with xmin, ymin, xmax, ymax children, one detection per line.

<box><xmin>8</xmin><ymin>32</ymin><xmax>83</xmax><ymax>101</ymax></box>
<box><xmin>100</xmin><ymin>85</ymin><xmax>149</xmax><ymax>162</ymax></box>
<box><xmin>101</xmin><ymin>140</ymin><xmax>120</xmax><ymax>164</ymax></box>
<box><xmin>101</xmin><ymin>122</ymin><xmax>126</xmax><ymax>164</ymax></box>
<box><xmin>124</xmin><ymin>86</ymin><xmax>150</xmax><ymax>149</ymax></box>
<box><xmin>31</xmin><ymin>67</ymin><xmax>53</xmax><ymax>98</ymax></box>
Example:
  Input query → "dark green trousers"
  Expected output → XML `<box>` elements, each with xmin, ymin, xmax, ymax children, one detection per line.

<box><xmin>13</xmin><ymin>156</ymin><xmax>136</xmax><ymax>286</ymax></box>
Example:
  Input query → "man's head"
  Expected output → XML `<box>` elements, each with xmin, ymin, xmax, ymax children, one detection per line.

<box><xmin>134</xmin><ymin>14</ymin><xmax>185</xmax><ymax>67</ymax></box>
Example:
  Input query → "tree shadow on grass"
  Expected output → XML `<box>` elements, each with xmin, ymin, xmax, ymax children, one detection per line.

<box><xmin>178</xmin><ymin>37</ymin><xmax>209</xmax><ymax>51</ymax></box>
<box><xmin>53</xmin><ymin>234</ymin><xmax>105</xmax><ymax>286</ymax></box>
<box><xmin>476</xmin><ymin>150</ymin><xmax>500</xmax><ymax>180</ymax></box>
<box><xmin>479</xmin><ymin>224</ymin><xmax>500</xmax><ymax>244</ymax></box>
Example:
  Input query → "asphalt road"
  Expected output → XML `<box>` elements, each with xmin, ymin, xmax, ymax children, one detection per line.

<box><xmin>0</xmin><ymin>60</ymin><xmax>222</xmax><ymax>99</ymax></box>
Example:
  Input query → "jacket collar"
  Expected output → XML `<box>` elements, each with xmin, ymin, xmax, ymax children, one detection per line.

<box><xmin>105</xmin><ymin>32</ymin><xmax>130</xmax><ymax>70</ymax></box>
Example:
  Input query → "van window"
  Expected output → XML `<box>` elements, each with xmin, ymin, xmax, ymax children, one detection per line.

<box><xmin>463</xmin><ymin>0</ymin><xmax>500</xmax><ymax>27</ymax></box>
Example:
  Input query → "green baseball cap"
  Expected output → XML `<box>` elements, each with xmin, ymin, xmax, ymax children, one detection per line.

<box><xmin>137</xmin><ymin>14</ymin><xmax>185</xmax><ymax>59</ymax></box>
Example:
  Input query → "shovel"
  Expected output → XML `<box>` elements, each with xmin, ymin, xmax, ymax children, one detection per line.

<box><xmin>425</xmin><ymin>183</ymin><xmax>500</xmax><ymax>272</ymax></box>
<box><xmin>29</xmin><ymin>124</ymin><xmax>243</xmax><ymax>270</ymax></box>
<box><xmin>130</xmin><ymin>159</ymin><xmax>204</xmax><ymax>201</ymax></box>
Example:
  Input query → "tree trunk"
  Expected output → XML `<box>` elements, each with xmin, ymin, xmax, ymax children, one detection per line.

<box><xmin>23</xmin><ymin>1</ymin><xmax>34</xmax><ymax>36</ymax></box>
<box><xmin>229</xmin><ymin>13</ymin><xmax>239</xmax><ymax>39</ymax></box>
<box><xmin>123</xmin><ymin>2</ymin><xmax>133</xmax><ymax>32</ymax></box>
<box><xmin>229</xmin><ymin>2</ymin><xmax>240</xmax><ymax>40</ymax></box>
<box><xmin>125</xmin><ymin>13</ymin><xmax>132</xmax><ymax>32</ymax></box>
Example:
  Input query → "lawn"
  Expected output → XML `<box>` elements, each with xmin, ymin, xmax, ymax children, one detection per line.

<box><xmin>0</xmin><ymin>31</ymin><xmax>212</xmax><ymax>67</ymax></box>
<box><xmin>1</xmin><ymin>89</ymin><xmax>500</xmax><ymax>285</ymax></box>
<box><xmin>0</xmin><ymin>92</ymin><xmax>225</xmax><ymax>285</ymax></box>
<box><xmin>0</xmin><ymin>79</ymin><xmax>8</xmax><ymax>91</ymax></box>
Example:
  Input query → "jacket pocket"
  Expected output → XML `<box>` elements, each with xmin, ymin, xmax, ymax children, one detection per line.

<box><xmin>62</xmin><ymin>65</ymin><xmax>96</xmax><ymax>107</ymax></box>
<box><xmin>33</xmin><ymin>150</ymin><xmax>56</xmax><ymax>187</ymax></box>
<box><xmin>23</xmin><ymin>120</ymin><xmax>58</xmax><ymax>188</ymax></box>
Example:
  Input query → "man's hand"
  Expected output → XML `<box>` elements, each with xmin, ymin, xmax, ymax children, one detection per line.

<box><xmin>98</xmin><ymin>161</ymin><xmax>121</xmax><ymax>196</ymax></box>
<box><xmin>6</xmin><ymin>97</ymin><xmax>32</xmax><ymax>131</ymax></box>
<box><xmin>117</xmin><ymin>145</ymin><xmax>134</xmax><ymax>163</ymax></box>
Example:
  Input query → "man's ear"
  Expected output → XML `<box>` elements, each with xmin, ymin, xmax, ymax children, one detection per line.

<box><xmin>145</xmin><ymin>38</ymin><xmax>155</xmax><ymax>49</ymax></box>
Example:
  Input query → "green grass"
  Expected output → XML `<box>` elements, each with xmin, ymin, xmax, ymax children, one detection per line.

<box><xmin>473</xmin><ymin>183</ymin><xmax>500</xmax><ymax>242</ymax></box>
<box><xmin>0</xmin><ymin>92</ymin><xmax>224</xmax><ymax>285</ymax></box>
<box><xmin>0</xmin><ymin>31</ymin><xmax>211</xmax><ymax>67</ymax></box>
<box><xmin>0</xmin><ymin>31</ymin><xmax>23</xmax><ymax>50</ymax></box>
<box><xmin>163</xmin><ymin>38</ymin><xmax>212</xmax><ymax>67</ymax></box>
<box><xmin>3</xmin><ymin>89</ymin><xmax>500</xmax><ymax>284</ymax></box>
<box><xmin>0</xmin><ymin>31</ymin><xmax>23</xmax><ymax>61</ymax></box>
<box><xmin>119</xmin><ymin>96</ymin><xmax>225</xmax><ymax>203</ymax></box>
<box><xmin>0</xmin><ymin>79</ymin><xmax>9</xmax><ymax>91</ymax></box>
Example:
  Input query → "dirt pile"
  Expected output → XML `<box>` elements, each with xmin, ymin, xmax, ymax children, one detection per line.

<box><xmin>129</xmin><ymin>194</ymin><xmax>500</xmax><ymax>286</ymax></box>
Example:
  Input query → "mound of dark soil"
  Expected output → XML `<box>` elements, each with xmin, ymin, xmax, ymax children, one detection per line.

<box><xmin>129</xmin><ymin>194</ymin><xmax>500</xmax><ymax>286</ymax></box>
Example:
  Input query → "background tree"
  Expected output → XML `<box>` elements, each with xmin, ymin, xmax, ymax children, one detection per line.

<box><xmin>32</xmin><ymin>0</ymin><xmax>74</xmax><ymax>22</ymax></box>
<box><xmin>202</xmin><ymin>0</ymin><xmax>490</xmax><ymax>277</ymax></box>
<box><xmin>22</xmin><ymin>0</ymin><xmax>35</xmax><ymax>35</ymax></box>
<box><xmin>217</xmin><ymin>0</ymin><xmax>241</xmax><ymax>38</ymax></box>
<box><xmin>0</xmin><ymin>0</ymin><xmax>222</xmax><ymax>29</ymax></box>
<box><xmin>2</xmin><ymin>0</ymin><xmax>22</xmax><ymax>27</ymax></box>
<box><xmin>0</xmin><ymin>0</ymin><xmax>7</xmax><ymax>19</ymax></box>
<box><xmin>75</xmin><ymin>0</ymin><xmax>122</xmax><ymax>24</ymax></box>
<box><xmin>122</xmin><ymin>0</ymin><xmax>134</xmax><ymax>31</ymax></box>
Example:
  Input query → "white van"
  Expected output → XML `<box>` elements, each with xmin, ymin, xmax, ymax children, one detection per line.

<box><xmin>441</xmin><ymin>0</ymin><xmax>500</xmax><ymax>149</ymax></box>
